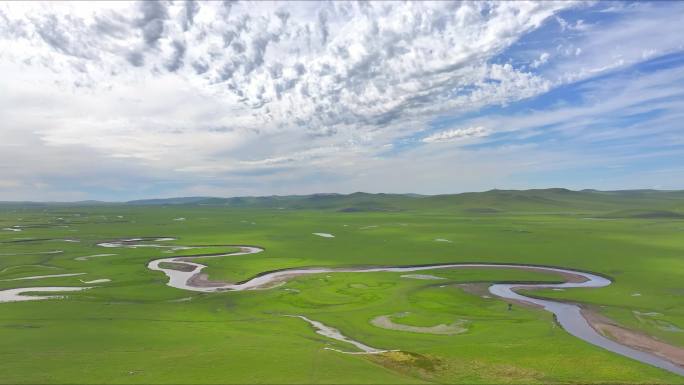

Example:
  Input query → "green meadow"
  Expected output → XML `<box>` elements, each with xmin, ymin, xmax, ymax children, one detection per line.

<box><xmin>0</xmin><ymin>190</ymin><xmax>683</xmax><ymax>384</ymax></box>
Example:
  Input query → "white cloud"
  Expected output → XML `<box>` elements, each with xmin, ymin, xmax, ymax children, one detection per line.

<box><xmin>239</xmin><ymin>146</ymin><xmax>341</xmax><ymax>167</ymax></box>
<box><xmin>555</xmin><ymin>16</ymin><xmax>588</xmax><ymax>32</ymax></box>
<box><xmin>423</xmin><ymin>126</ymin><xmax>491</xmax><ymax>143</ymax></box>
<box><xmin>434</xmin><ymin>64</ymin><xmax>684</xmax><ymax>161</ymax></box>
<box><xmin>530</xmin><ymin>52</ymin><xmax>550</xmax><ymax>68</ymax></box>
<box><xmin>546</xmin><ymin>2</ymin><xmax>684</xmax><ymax>84</ymax></box>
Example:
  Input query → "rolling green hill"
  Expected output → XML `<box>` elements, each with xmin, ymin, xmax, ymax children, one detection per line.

<box><xmin>123</xmin><ymin>188</ymin><xmax>684</xmax><ymax>215</ymax></box>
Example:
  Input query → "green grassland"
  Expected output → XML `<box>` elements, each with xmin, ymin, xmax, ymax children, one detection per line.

<box><xmin>0</xmin><ymin>189</ymin><xmax>683</xmax><ymax>384</ymax></box>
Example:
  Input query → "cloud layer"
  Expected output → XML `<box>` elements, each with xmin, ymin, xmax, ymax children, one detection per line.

<box><xmin>1</xmin><ymin>1</ymin><xmax>683</xmax><ymax>200</ymax></box>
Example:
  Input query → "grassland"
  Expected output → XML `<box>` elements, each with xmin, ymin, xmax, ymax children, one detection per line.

<box><xmin>0</xmin><ymin>189</ymin><xmax>683</xmax><ymax>384</ymax></box>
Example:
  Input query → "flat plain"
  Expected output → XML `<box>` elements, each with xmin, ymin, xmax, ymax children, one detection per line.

<box><xmin>1</xmin><ymin>189</ymin><xmax>683</xmax><ymax>384</ymax></box>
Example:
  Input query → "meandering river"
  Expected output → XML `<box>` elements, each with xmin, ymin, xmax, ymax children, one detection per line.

<box><xmin>111</xmin><ymin>239</ymin><xmax>683</xmax><ymax>376</ymax></box>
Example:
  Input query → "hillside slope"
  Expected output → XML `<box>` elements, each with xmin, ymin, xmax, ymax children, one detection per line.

<box><xmin>124</xmin><ymin>189</ymin><xmax>684</xmax><ymax>214</ymax></box>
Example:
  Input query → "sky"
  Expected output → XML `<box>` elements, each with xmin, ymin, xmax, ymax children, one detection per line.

<box><xmin>1</xmin><ymin>1</ymin><xmax>683</xmax><ymax>201</ymax></box>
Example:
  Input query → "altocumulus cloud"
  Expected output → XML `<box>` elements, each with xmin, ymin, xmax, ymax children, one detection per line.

<box><xmin>0</xmin><ymin>1</ymin><xmax>683</xmax><ymax>200</ymax></box>
<box><xmin>0</xmin><ymin>1</ymin><xmax>570</xmax><ymax>131</ymax></box>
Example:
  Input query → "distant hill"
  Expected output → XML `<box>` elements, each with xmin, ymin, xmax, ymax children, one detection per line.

<box><xmin>3</xmin><ymin>189</ymin><xmax>683</xmax><ymax>214</ymax></box>
<box><xmin>127</xmin><ymin>197</ymin><xmax>215</xmax><ymax>205</ymax></box>
<box><xmin>119</xmin><ymin>189</ymin><xmax>684</xmax><ymax>214</ymax></box>
<box><xmin>129</xmin><ymin>192</ymin><xmax>412</xmax><ymax>211</ymax></box>
<box><xmin>0</xmin><ymin>200</ymin><xmax>112</xmax><ymax>207</ymax></box>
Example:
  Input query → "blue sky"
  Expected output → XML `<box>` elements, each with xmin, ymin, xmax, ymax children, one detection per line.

<box><xmin>0</xmin><ymin>1</ymin><xmax>683</xmax><ymax>200</ymax></box>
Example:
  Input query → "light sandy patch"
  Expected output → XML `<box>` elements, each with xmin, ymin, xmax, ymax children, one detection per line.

<box><xmin>372</xmin><ymin>313</ymin><xmax>468</xmax><ymax>335</ymax></box>
<box><xmin>0</xmin><ymin>265</ymin><xmax>59</xmax><ymax>273</ymax></box>
<box><xmin>173</xmin><ymin>217</ymin><xmax>186</xmax><ymax>221</ymax></box>
<box><xmin>634</xmin><ymin>311</ymin><xmax>663</xmax><ymax>317</ymax></box>
<box><xmin>583</xmin><ymin>309</ymin><xmax>684</xmax><ymax>367</ymax></box>
<box><xmin>80</xmin><ymin>279</ymin><xmax>110</xmax><ymax>284</ymax></box>
<box><xmin>75</xmin><ymin>253</ymin><xmax>116</xmax><ymax>261</ymax></box>
<box><xmin>633</xmin><ymin>311</ymin><xmax>683</xmax><ymax>333</ymax></box>
<box><xmin>258</xmin><ymin>281</ymin><xmax>286</xmax><ymax>290</ymax></box>
<box><xmin>359</xmin><ymin>225</ymin><xmax>378</xmax><ymax>230</ymax></box>
<box><xmin>434</xmin><ymin>238</ymin><xmax>452</xmax><ymax>243</ymax></box>
<box><xmin>659</xmin><ymin>324</ymin><xmax>684</xmax><ymax>333</ymax></box>
<box><xmin>312</xmin><ymin>232</ymin><xmax>335</xmax><ymax>238</ymax></box>
<box><xmin>97</xmin><ymin>237</ymin><xmax>194</xmax><ymax>252</ymax></box>
<box><xmin>0</xmin><ymin>273</ymin><xmax>85</xmax><ymax>282</ymax></box>
<box><xmin>0</xmin><ymin>250</ymin><xmax>63</xmax><ymax>256</ymax></box>
<box><xmin>158</xmin><ymin>261</ymin><xmax>196</xmax><ymax>272</ymax></box>
<box><xmin>287</xmin><ymin>315</ymin><xmax>394</xmax><ymax>354</ymax></box>
<box><xmin>96</xmin><ymin>242</ymin><xmax>120</xmax><ymax>248</ymax></box>
<box><xmin>0</xmin><ymin>286</ymin><xmax>91</xmax><ymax>303</ymax></box>
<box><xmin>3</xmin><ymin>227</ymin><xmax>22</xmax><ymax>232</ymax></box>
<box><xmin>187</xmin><ymin>273</ymin><xmax>229</xmax><ymax>288</ymax></box>
<box><xmin>457</xmin><ymin>283</ymin><xmax>489</xmax><ymax>297</ymax></box>
<box><xmin>167</xmin><ymin>296</ymin><xmax>193</xmax><ymax>303</ymax></box>
<box><xmin>400</xmin><ymin>274</ymin><xmax>445</xmax><ymax>280</ymax></box>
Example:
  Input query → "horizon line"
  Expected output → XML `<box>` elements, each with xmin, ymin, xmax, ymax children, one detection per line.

<box><xmin>0</xmin><ymin>187</ymin><xmax>681</xmax><ymax>205</ymax></box>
